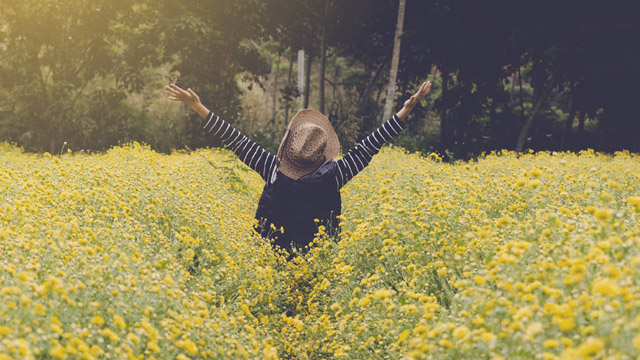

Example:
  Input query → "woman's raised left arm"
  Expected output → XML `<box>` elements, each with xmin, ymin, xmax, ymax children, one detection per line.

<box><xmin>165</xmin><ymin>84</ymin><xmax>277</xmax><ymax>182</ymax></box>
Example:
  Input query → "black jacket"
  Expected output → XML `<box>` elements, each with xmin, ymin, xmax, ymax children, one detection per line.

<box><xmin>255</xmin><ymin>161</ymin><xmax>341</xmax><ymax>253</ymax></box>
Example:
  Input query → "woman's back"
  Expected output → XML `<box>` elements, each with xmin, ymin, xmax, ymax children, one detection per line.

<box><xmin>256</xmin><ymin>161</ymin><xmax>341</xmax><ymax>253</ymax></box>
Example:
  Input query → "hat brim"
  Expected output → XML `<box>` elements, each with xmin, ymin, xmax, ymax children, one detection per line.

<box><xmin>276</xmin><ymin>109</ymin><xmax>340</xmax><ymax>180</ymax></box>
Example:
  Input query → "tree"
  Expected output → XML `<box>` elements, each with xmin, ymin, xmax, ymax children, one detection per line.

<box><xmin>383</xmin><ymin>0</ymin><xmax>406</xmax><ymax>121</ymax></box>
<box><xmin>0</xmin><ymin>0</ymin><xmax>161</xmax><ymax>152</ymax></box>
<box><xmin>150</xmin><ymin>0</ymin><xmax>272</xmax><ymax>148</ymax></box>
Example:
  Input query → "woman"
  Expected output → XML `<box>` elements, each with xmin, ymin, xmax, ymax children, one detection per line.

<box><xmin>165</xmin><ymin>81</ymin><xmax>431</xmax><ymax>256</ymax></box>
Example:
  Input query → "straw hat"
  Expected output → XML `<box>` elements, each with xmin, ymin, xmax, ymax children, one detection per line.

<box><xmin>276</xmin><ymin>109</ymin><xmax>340</xmax><ymax>180</ymax></box>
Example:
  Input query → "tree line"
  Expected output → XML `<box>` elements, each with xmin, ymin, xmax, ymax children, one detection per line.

<box><xmin>1</xmin><ymin>0</ymin><xmax>638</xmax><ymax>158</ymax></box>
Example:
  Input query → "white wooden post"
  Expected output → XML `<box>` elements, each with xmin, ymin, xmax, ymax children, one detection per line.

<box><xmin>297</xmin><ymin>49</ymin><xmax>305</xmax><ymax>110</ymax></box>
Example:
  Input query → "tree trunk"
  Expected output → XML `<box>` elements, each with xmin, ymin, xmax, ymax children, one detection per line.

<box><xmin>319</xmin><ymin>6</ymin><xmax>328</xmax><ymax>114</ymax></box>
<box><xmin>304</xmin><ymin>51</ymin><xmax>313</xmax><ymax>109</ymax></box>
<box><xmin>578</xmin><ymin>111</ymin><xmax>586</xmax><ymax>134</ymax></box>
<box><xmin>440</xmin><ymin>70</ymin><xmax>449</xmax><ymax>154</ymax></box>
<box><xmin>383</xmin><ymin>0</ymin><xmax>406</xmax><ymax>121</ymax></box>
<box><xmin>264</xmin><ymin>69</ymin><xmax>270</xmax><ymax>125</ymax></box>
<box><xmin>375</xmin><ymin>85</ymin><xmax>384</xmax><ymax>104</ymax></box>
<box><xmin>271</xmin><ymin>50</ymin><xmax>281</xmax><ymax>124</ymax></box>
<box><xmin>577</xmin><ymin>111</ymin><xmax>587</xmax><ymax>148</ymax></box>
<box><xmin>561</xmin><ymin>102</ymin><xmax>576</xmax><ymax>150</ymax></box>
<box><xmin>518</xmin><ymin>67</ymin><xmax>525</xmax><ymax>119</ymax></box>
<box><xmin>49</xmin><ymin>136</ymin><xmax>57</xmax><ymax>155</ymax></box>
<box><xmin>331</xmin><ymin>63</ymin><xmax>339</xmax><ymax>106</ymax></box>
<box><xmin>284</xmin><ymin>49</ymin><xmax>295</xmax><ymax>125</ymax></box>
<box><xmin>515</xmin><ymin>80</ymin><xmax>556</xmax><ymax>152</ymax></box>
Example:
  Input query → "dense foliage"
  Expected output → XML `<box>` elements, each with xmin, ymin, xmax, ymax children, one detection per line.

<box><xmin>1</xmin><ymin>0</ymin><xmax>639</xmax><ymax>156</ymax></box>
<box><xmin>1</xmin><ymin>142</ymin><xmax>639</xmax><ymax>359</ymax></box>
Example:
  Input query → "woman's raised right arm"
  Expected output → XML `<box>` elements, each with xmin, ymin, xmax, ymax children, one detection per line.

<box><xmin>335</xmin><ymin>81</ymin><xmax>431</xmax><ymax>188</ymax></box>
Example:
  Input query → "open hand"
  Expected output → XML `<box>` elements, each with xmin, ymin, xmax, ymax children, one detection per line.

<box><xmin>165</xmin><ymin>84</ymin><xmax>211</xmax><ymax>119</ymax></box>
<box><xmin>403</xmin><ymin>81</ymin><xmax>431</xmax><ymax>109</ymax></box>
<box><xmin>396</xmin><ymin>81</ymin><xmax>431</xmax><ymax>120</ymax></box>
<box><xmin>165</xmin><ymin>84</ymin><xmax>200</xmax><ymax>107</ymax></box>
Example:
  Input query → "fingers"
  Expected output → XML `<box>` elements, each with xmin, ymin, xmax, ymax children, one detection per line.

<box><xmin>415</xmin><ymin>81</ymin><xmax>431</xmax><ymax>98</ymax></box>
<box><xmin>165</xmin><ymin>84</ymin><xmax>195</xmax><ymax>102</ymax></box>
<box><xmin>164</xmin><ymin>85</ymin><xmax>181</xmax><ymax>97</ymax></box>
<box><xmin>172</xmin><ymin>84</ymin><xmax>190</xmax><ymax>98</ymax></box>
<box><xmin>420</xmin><ymin>81</ymin><xmax>429</xmax><ymax>96</ymax></box>
<box><xmin>165</xmin><ymin>84</ymin><xmax>186</xmax><ymax>96</ymax></box>
<box><xmin>404</xmin><ymin>81</ymin><xmax>431</xmax><ymax>109</ymax></box>
<box><xmin>414</xmin><ymin>82</ymin><xmax>426</xmax><ymax>98</ymax></box>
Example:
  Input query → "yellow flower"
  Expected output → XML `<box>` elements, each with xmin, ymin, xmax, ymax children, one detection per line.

<box><xmin>126</xmin><ymin>333</ymin><xmax>140</xmax><ymax>344</ymax></box>
<box><xmin>575</xmin><ymin>337</ymin><xmax>604</xmax><ymax>358</ymax></box>
<box><xmin>555</xmin><ymin>317</ymin><xmax>575</xmax><ymax>332</ymax></box>
<box><xmin>91</xmin><ymin>315</ymin><xmax>105</xmax><ymax>326</ymax></box>
<box><xmin>529</xmin><ymin>168</ymin><xmax>543</xmax><ymax>178</ymax></box>
<box><xmin>398</xmin><ymin>330</ymin><xmax>410</xmax><ymax>344</ymax></box>
<box><xmin>633</xmin><ymin>332</ymin><xmax>640</xmax><ymax>349</ymax></box>
<box><xmin>452</xmin><ymin>326</ymin><xmax>469</xmax><ymax>339</ymax></box>
<box><xmin>34</xmin><ymin>302</ymin><xmax>46</xmax><ymax>316</ymax></box>
<box><xmin>471</xmin><ymin>316</ymin><xmax>485</xmax><ymax>326</ymax></box>
<box><xmin>113</xmin><ymin>315</ymin><xmax>126</xmax><ymax>329</ymax></box>
<box><xmin>373</xmin><ymin>289</ymin><xmax>393</xmax><ymax>299</ymax></box>
<box><xmin>591</xmin><ymin>278</ymin><xmax>620</xmax><ymax>296</ymax></box>
<box><xmin>358</xmin><ymin>297</ymin><xmax>371</xmax><ymax>308</ymax></box>
<box><xmin>481</xmin><ymin>332</ymin><xmax>496</xmax><ymax>342</ymax></box>
<box><xmin>263</xmin><ymin>344</ymin><xmax>279</xmax><ymax>360</ymax></box>
<box><xmin>100</xmin><ymin>328</ymin><xmax>119</xmax><ymax>342</ymax></box>
<box><xmin>473</xmin><ymin>275</ymin><xmax>487</xmax><ymax>285</ymax></box>
<box><xmin>525</xmin><ymin>322</ymin><xmax>543</xmax><ymax>339</ymax></box>
<box><xmin>594</xmin><ymin>208</ymin><xmax>613</xmax><ymax>222</ymax></box>
<box><xmin>439</xmin><ymin>339</ymin><xmax>453</xmax><ymax>349</ymax></box>
<box><xmin>527</xmin><ymin>179</ymin><xmax>542</xmax><ymax>189</ymax></box>
<box><xmin>49</xmin><ymin>344</ymin><xmax>66</xmax><ymax>359</ymax></box>
<box><xmin>183</xmin><ymin>339</ymin><xmax>198</xmax><ymax>355</ymax></box>
<box><xmin>147</xmin><ymin>341</ymin><xmax>161</xmax><ymax>353</ymax></box>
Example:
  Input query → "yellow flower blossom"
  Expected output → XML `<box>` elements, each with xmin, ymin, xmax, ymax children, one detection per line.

<box><xmin>594</xmin><ymin>208</ymin><xmax>613</xmax><ymax>222</ymax></box>
<box><xmin>591</xmin><ymin>278</ymin><xmax>621</xmax><ymax>296</ymax></box>
<box><xmin>91</xmin><ymin>315</ymin><xmax>105</xmax><ymax>326</ymax></box>
<box><xmin>0</xmin><ymin>144</ymin><xmax>638</xmax><ymax>359</ymax></box>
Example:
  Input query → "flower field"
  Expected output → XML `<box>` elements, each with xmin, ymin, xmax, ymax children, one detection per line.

<box><xmin>1</xmin><ymin>142</ymin><xmax>640</xmax><ymax>360</ymax></box>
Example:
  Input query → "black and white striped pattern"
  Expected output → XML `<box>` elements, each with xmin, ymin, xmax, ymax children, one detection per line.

<box><xmin>335</xmin><ymin>114</ymin><xmax>405</xmax><ymax>188</ymax></box>
<box><xmin>201</xmin><ymin>112</ymin><xmax>277</xmax><ymax>182</ymax></box>
<box><xmin>202</xmin><ymin>112</ymin><xmax>406</xmax><ymax>188</ymax></box>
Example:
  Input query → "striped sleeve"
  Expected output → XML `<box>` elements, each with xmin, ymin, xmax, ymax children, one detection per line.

<box><xmin>201</xmin><ymin>111</ymin><xmax>276</xmax><ymax>182</ymax></box>
<box><xmin>335</xmin><ymin>114</ymin><xmax>406</xmax><ymax>188</ymax></box>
